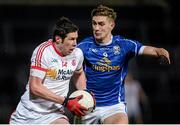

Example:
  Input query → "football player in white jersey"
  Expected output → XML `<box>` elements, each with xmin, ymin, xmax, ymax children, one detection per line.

<box><xmin>9</xmin><ymin>17</ymin><xmax>88</xmax><ymax>124</ymax></box>
<box><xmin>78</xmin><ymin>5</ymin><xmax>171</xmax><ymax>124</ymax></box>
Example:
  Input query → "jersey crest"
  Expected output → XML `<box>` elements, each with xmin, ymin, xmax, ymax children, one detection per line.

<box><xmin>113</xmin><ymin>45</ymin><xmax>120</xmax><ymax>55</ymax></box>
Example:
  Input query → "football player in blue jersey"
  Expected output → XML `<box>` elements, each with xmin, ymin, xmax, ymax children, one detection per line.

<box><xmin>78</xmin><ymin>5</ymin><xmax>170</xmax><ymax>124</ymax></box>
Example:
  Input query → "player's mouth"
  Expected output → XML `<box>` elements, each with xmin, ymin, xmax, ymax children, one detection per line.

<box><xmin>95</xmin><ymin>32</ymin><xmax>101</xmax><ymax>36</ymax></box>
<box><xmin>69</xmin><ymin>48</ymin><xmax>75</xmax><ymax>53</ymax></box>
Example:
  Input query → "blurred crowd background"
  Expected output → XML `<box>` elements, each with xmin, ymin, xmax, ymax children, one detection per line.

<box><xmin>0</xmin><ymin>0</ymin><xmax>180</xmax><ymax>123</ymax></box>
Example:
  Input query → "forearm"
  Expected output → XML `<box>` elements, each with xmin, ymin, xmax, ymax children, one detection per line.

<box><xmin>142</xmin><ymin>46</ymin><xmax>159</xmax><ymax>57</ymax></box>
<box><xmin>29</xmin><ymin>76</ymin><xmax>65</xmax><ymax>104</ymax></box>
<box><xmin>142</xmin><ymin>46</ymin><xmax>171</xmax><ymax>64</ymax></box>
<box><xmin>73</xmin><ymin>68</ymin><xmax>87</xmax><ymax>90</ymax></box>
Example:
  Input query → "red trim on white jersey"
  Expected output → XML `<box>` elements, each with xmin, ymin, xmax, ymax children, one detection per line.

<box><xmin>35</xmin><ymin>42</ymin><xmax>47</xmax><ymax>66</ymax></box>
<box><xmin>35</xmin><ymin>41</ymin><xmax>52</xmax><ymax>67</ymax></box>
<box><xmin>31</xmin><ymin>66</ymin><xmax>47</xmax><ymax>72</ymax></box>
<box><xmin>52</xmin><ymin>42</ymin><xmax>64</xmax><ymax>57</ymax></box>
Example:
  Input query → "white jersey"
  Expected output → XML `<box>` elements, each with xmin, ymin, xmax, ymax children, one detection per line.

<box><xmin>20</xmin><ymin>39</ymin><xmax>84</xmax><ymax>113</ymax></box>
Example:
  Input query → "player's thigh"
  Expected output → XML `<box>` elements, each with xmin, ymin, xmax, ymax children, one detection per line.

<box><xmin>50</xmin><ymin>117</ymin><xmax>69</xmax><ymax>124</ymax></box>
<box><xmin>103</xmin><ymin>112</ymin><xmax>128</xmax><ymax>124</ymax></box>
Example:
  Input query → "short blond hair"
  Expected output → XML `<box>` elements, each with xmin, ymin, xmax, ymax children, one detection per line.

<box><xmin>91</xmin><ymin>5</ymin><xmax>117</xmax><ymax>21</ymax></box>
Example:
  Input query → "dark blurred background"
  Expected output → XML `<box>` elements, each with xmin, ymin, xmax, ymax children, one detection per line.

<box><xmin>0</xmin><ymin>0</ymin><xmax>180</xmax><ymax>123</ymax></box>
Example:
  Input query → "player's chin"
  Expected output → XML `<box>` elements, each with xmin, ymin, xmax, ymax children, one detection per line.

<box><xmin>94</xmin><ymin>33</ymin><xmax>101</xmax><ymax>38</ymax></box>
<box><xmin>64</xmin><ymin>51</ymin><xmax>71</xmax><ymax>56</ymax></box>
<box><xmin>68</xmin><ymin>49</ymin><xmax>74</xmax><ymax>54</ymax></box>
<box><xmin>94</xmin><ymin>34</ymin><xmax>100</xmax><ymax>38</ymax></box>
<box><xmin>95</xmin><ymin>37</ymin><xmax>103</xmax><ymax>43</ymax></box>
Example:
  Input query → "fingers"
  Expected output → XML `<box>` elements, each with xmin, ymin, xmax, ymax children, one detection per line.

<box><xmin>76</xmin><ymin>95</ymin><xmax>83</xmax><ymax>100</ymax></box>
<box><xmin>90</xmin><ymin>91</ymin><xmax>94</xmax><ymax>96</ymax></box>
<box><xmin>76</xmin><ymin>96</ymin><xmax>88</xmax><ymax>111</ymax></box>
<box><xmin>74</xmin><ymin>106</ymin><xmax>86</xmax><ymax>117</ymax></box>
<box><xmin>166</xmin><ymin>56</ymin><xmax>171</xmax><ymax>64</ymax></box>
<box><xmin>158</xmin><ymin>55</ymin><xmax>170</xmax><ymax>65</ymax></box>
<box><xmin>162</xmin><ymin>49</ymin><xmax>171</xmax><ymax>64</ymax></box>
<box><xmin>80</xmin><ymin>105</ymin><xmax>88</xmax><ymax>111</ymax></box>
<box><xmin>157</xmin><ymin>48</ymin><xmax>171</xmax><ymax>64</ymax></box>
<box><xmin>72</xmin><ymin>96</ymin><xmax>88</xmax><ymax>117</ymax></box>
<box><xmin>89</xmin><ymin>91</ymin><xmax>96</xmax><ymax>109</ymax></box>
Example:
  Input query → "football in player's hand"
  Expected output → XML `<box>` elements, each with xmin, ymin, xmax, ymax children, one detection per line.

<box><xmin>69</xmin><ymin>90</ymin><xmax>95</xmax><ymax>115</ymax></box>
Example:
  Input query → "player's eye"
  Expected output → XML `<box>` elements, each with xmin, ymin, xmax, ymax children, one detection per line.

<box><xmin>92</xmin><ymin>21</ymin><xmax>97</xmax><ymax>26</ymax></box>
<box><xmin>98</xmin><ymin>22</ymin><xmax>105</xmax><ymax>26</ymax></box>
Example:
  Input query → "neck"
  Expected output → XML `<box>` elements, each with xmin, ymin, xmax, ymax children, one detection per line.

<box><xmin>97</xmin><ymin>33</ymin><xmax>112</xmax><ymax>43</ymax></box>
<box><xmin>54</xmin><ymin>42</ymin><xmax>65</xmax><ymax>56</ymax></box>
<box><xmin>96</xmin><ymin>34</ymin><xmax>113</xmax><ymax>45</ymax></box>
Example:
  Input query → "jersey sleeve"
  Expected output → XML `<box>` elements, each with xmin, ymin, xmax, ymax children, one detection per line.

<box><xmin>75</xmin><ymin>48</ymin><xmax>84</xmax><ymax>71</ymax></box>
<box><xmin>125</xmin><ymin>39</ymin><xmax>143</xmax><ymax>57</ymax></box>
<box><xmin>30</xmin><ymin>45</ymin><xmax>48</xmax><ymax>79</ymax></box>
<box><xmin>77</xmin><ymin>42</ymin><xmax>85</xmax><ymax>54</ymax></box>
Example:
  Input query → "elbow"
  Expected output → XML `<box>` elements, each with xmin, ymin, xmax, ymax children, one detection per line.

<box><xmin>30</xmin><ymin>83</ymin><xmax>40</xmax><ymax>96</ymax></box>
<box><xmin>29</xmin><ymin>76</ymin><xmax>43</xmax><ymax>96</ymax></box>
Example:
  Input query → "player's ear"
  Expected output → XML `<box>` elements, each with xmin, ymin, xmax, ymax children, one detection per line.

<box><xmin>113</xmin><ymin>22</ymin><xmax>115</xmax><ymax>28</ymax></box>
<box><xmin>55</xmin><ymin>36</ymin><xmax>62</xmax><ymax>44</ymax></box>
<box><xmin>110</xmin><ymin>21</ymin><xmax>115</xmax><ymax>30</ymax></box>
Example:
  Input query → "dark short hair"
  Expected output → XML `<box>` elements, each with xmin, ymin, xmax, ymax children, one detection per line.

<box><xmin>91</xmin><ymin>5</ymin><xmax>117</xmax><ymax>21</ymax></box>
<box><xmin>53</xmin><ymin>17</ymin><xmax>78</xmax><ymax>41</ymax></box>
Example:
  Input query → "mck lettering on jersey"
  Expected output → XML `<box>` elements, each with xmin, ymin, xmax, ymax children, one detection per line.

<box><xmin>46</xmin><ymin>69</ymin><xmax>73</xmax><ymax>80</ymax></box>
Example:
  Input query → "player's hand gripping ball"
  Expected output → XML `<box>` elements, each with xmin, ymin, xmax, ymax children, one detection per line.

<box><xmin>69</xmin><ymin>90</ymin><xmax>95</xmax><ymax>115</ymax></box>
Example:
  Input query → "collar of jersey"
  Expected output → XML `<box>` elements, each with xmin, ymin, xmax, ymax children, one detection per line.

<box><xmin>52</xmin><ymin>41</ymin><xmax>64</xmax><ymax>57</ymax></box>
<box><xmin>95</xmin><ymin>35</ymin><xmax>113</xmax><ymax>46</ymax></box>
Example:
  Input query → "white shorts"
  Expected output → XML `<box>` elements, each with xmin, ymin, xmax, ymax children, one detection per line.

<box><xmin>9</xmin><ymin>102</ymin><xmax>68</xmax><ymax>124</ymax></box>
<box><xmin>81</xmin><ymin>102</ymin><xmax>127</xmax><ymax>124</ymax></box>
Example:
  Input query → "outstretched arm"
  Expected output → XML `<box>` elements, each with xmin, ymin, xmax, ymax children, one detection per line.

<box><xmin>142</xmin><ymin>46</ymin><xmax>171</xmax><ymax>64</ymax></box>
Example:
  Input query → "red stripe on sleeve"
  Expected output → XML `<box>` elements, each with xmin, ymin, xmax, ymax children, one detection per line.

<box><xmin>35</xmin><ymin>41</ymin><xmax>52</xmax><ymax>67</ymax></box>
<box><xmin>31</xmin><ymin>66</ymin><xmax>47</xmax><ymax>72</ymax></box>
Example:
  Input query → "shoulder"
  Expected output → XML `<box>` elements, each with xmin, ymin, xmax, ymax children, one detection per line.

<box><xmin>32</xmin><ymin>40</ymin><xmax>53</xmax><ymax>59</ymax></box>
<box><xmin>113</xmin><ymin>35</ymin><xmax>141</xmax><ymax>46</ymax></box>
<box><xmin>33</xmin><ymin>40</ymin><xmax>52</xmax><ymax>53</ymax></box>
<box><xmin>78</xmin><ymin>36</ymin><xmax>94</xmax><ymax>47</ymax></box>
<box><xmin>113</xmin><ymin>35</ymin><xmax>133</xmax><ymax>43</ymax></box>
<box><xmin>74</xmin><ymin>48</ymin><xmax>83</xmax><ymax>54</ymax></box>
<box><xmin>73</xmin><ymin>48</ymin><xmax>83</xmax><ymax>57</ymax></box>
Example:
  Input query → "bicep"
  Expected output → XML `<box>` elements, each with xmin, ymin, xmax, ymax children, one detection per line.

<box><xmin>73</xmin><ymin>67</ymin><xmax>86</xmax><ymax>90</ymax></box>
<box><xmin>74</xmin><ymin>67</ymin><xmax>83</xmax><ymax>76</ymax></box>
<box><xmin>73</xmin><ymin>67</ymin><xmax>86</xmax><ymax>82</ymax></box>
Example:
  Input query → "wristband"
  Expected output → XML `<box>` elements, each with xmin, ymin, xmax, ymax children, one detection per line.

<box><xmin>62</xmin><ymin>97</ymin><xmax>68</xmax><ymax>106</ymax></box>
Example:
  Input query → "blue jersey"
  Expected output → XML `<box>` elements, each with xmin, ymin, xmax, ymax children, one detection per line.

<box><xmin>78</xmin><ymin>35</ymin><xmax>143</xmax><ymax>106</ymax></box>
